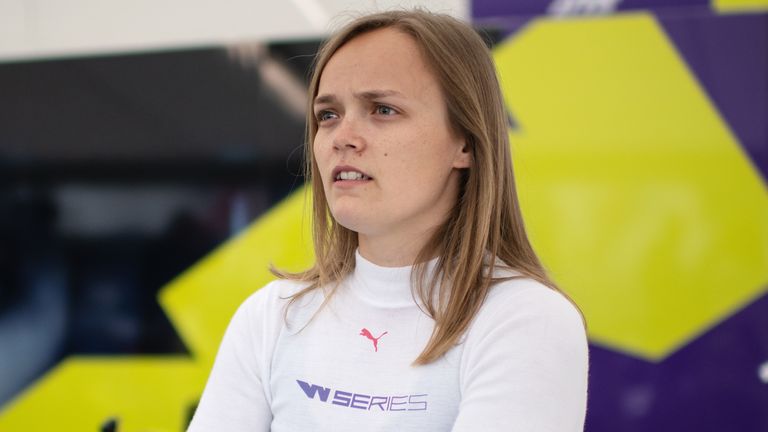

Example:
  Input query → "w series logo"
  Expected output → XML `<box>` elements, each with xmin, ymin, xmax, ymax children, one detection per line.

<box><xmin>296</xmin><ymin>380</ymin><xmax>428</xmax><ymax>412</ymax></box>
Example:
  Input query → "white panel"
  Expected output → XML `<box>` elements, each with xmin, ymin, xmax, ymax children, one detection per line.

<box><xmin>0</xmin><ymin>0</ymin><xmax>27</xmax><ymax>55</ymax></box>
<box><xmin>316</xmin><ymin>0</ymin><xmax>469</xmax><ymax>30</ymax></box>
<box><xmin>317</xmin><ymin>0</ymin><xmax>468</xmax><ymax>15</ymax></box>
<box><xmin>0</xmin><ymin>0</ymin><xmax>470</xmax><ymax>62</ymax></box>
<box><xmin>0</xmin><ymin>0</ymin><xmax>317</xmax><ymax>61</ymax></box>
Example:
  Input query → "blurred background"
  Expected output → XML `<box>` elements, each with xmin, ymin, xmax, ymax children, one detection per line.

<box><xmin>0</xmin><ymin>0</ymin><xmax>765</xmax><ymax>430</ymax></box>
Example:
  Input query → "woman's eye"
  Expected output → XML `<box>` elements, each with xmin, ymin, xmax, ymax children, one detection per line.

<box><xmin>316</xmin><ymin>110</ymin><xmax>337</xmax><ymax>122</ymax></box>
<box><xmin>375</xmin><ymin>105</ymin><xmax>396</xmax><ymax>116</ymax></box>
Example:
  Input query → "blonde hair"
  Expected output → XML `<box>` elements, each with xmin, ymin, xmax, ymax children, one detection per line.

<box><xmin>275</xmin><ymin>9</ymin><xmax>582</xmax><ymax>365</ymax></box>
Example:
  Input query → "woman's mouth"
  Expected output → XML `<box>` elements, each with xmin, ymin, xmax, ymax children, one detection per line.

<box><xmin>335</xmin><ymin>170</ymin><xmax>372</xmax><ymax>181</ymax></box>
<box><xmin>332</xmin><ymin>166</ymin><xmax>373</xmax><ymax>183</ymax></box>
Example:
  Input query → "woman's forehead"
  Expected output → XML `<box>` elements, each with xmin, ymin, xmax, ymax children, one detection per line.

<box><xmin>317</xmin><ymin>28</ymin><xmax>438</xmax><ymax>97</ymax></box>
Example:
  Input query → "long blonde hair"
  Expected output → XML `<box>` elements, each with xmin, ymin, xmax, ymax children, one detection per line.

<box><xmin>275</xmin><ymin>9</ymin><xmax>582</xmax><ymax>365</ymax></box>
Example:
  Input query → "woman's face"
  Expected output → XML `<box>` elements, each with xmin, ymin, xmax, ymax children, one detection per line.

<box><xmin>313</xmin><ymin>27</ymin><xmax>470</xmax><ymax>245</ymax></box>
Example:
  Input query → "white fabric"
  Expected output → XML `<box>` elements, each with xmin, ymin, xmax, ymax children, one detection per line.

<box><xmin>188</xmin><ymin>251</ymin><xmax>589</xmax><ymax>431</ymax></box>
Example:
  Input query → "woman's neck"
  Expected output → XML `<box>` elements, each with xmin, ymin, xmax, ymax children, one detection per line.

<box><xmin>357</xmin><ymin>227</ymin><xmax>435</xmax><ymax>267</ymax></box>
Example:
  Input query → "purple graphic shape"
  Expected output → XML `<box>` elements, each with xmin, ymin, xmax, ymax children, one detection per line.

<box><xmin>658</xmin><ymin>13</ymin><xmax>768</xmax><ymax>181</ymax></box>
<box><xmin>472</xmin><ymin>0</ymin><xmax>709</xmax><ymax>19</ymax></box>
<box><xmin>619</xmin><ymin>0</ymin><xmax>708</xmax><ymax>12</ymax></box>
<box><xmin>586</xmin><ymin>289</ymin><xmax>768</xmax><ymax>431</ymax></box>
<box><xmin>297</xmin><ymin>380</ymin><xmax>331</xmax><ymax>402</ymax></box>
<box><xmin>472</xmin><ymin>0</ymin><xmax>547</xmax><ymax>19</ymax></box>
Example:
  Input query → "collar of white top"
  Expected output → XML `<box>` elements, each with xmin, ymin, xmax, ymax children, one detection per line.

<box><xmin>350</xmin><ymin>249</ymin><xmax>439</xmax><ymax>309</ymax></box>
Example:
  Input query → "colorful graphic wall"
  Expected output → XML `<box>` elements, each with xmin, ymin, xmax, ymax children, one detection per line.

<box><xmin>0</xmin><ymin>1</ymin><xmax>765</xmax><ymax>430</ymax></box>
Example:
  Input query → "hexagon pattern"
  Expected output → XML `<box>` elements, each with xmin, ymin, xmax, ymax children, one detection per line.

<box><xmin>493</xmin><ymin>12</ymin><xmax>767</xmax><ymax>359</ymax></box>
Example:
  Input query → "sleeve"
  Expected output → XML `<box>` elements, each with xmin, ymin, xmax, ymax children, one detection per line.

<box><xmin>451</xmin><ymin>283</ymin><xmax>589</xmax><ymax>432</ymax></box>
<box><xmin>187</xmin><ymin>290</ymin><xmax>273</xmax><ymax>432</ymax></box>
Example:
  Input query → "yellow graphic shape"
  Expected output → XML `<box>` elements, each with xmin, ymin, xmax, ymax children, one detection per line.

<box><xmin>494</xmin><ymin>13</ymin><xmax>768</xmax><ymax>360</ymax></box>
<box><xmin>0</xmin><ymin>188</ymin><xmax>313</xmax><ymax>430</ymax></box>
<box><xmin>0</xmin><ymin>357</ymin><xmax>202</xmax><ymax>431</ymax></box>
<box><xmin>713</xmin><ymin>0</ymin><xmax>768</xmax><ymax>12</ymax></box>
<box><xmin>160</xmin><ymin>187</ymin><xmax>314</xmax><ymax>369</ymax></box>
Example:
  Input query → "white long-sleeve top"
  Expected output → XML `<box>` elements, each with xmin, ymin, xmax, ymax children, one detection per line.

<box><xmin>188</xmin><ymin>251</ymin><xmax>589</xmax><ymax>431</ymax></box>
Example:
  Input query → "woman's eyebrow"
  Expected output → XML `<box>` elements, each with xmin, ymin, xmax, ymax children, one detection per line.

<box><xmin>354</xmin><ymin>89</ymin><xmax>404</xmax><ymax>100</ymax></box>
<box><xmin>314</xmin><ymin>89</ymin><xmax>404</xmax><ymax>106</ymax></box>
<box><xmin>313</xmin><ymin>94</ymin><xmax>336</xmax><ymax>106</ymax></box>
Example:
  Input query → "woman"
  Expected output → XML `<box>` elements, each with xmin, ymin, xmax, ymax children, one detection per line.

<box><xmin>189</xmin><ymin>9</ymin><xmax>588</xmax><ymax>432</ymax></box>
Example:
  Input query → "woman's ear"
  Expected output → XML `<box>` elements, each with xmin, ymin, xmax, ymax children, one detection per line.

<box><xmin>452</xmin><ymin>140</ymin><xmax>472</xmax><ymax>169</ymax></box>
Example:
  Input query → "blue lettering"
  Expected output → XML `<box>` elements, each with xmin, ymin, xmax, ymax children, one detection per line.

<box><xmin>332</xmin><ymin>390</ymin><xmax>352</xmax><ymax>407</ymax></box>
<box><xmin>296</xmin><ymin>380</ymin><xmax>331</xmax><ymax>402</ymax></box>
<box><xmin>390</xmin><ymin>395</ymin><xmax>407</xmax><ymax>411</ymax></box>
<box><xmin>295</xmin><ymin>379</ymin><xmax>428</xmax><ymax>412</ymax></box>
<box><xmin>350</xmin><ymin>393</ymin><xmax>371</xmax><ymax>410</ymax></box>
<box><xmin>368</xmin><ymin>396</ymin><xmax>388</xmax><ymax>411</ymax></box>
<box><xmin>408</xmin><ymin>394</ymin><xmax>428</xmax><ymax>411</ymax></box>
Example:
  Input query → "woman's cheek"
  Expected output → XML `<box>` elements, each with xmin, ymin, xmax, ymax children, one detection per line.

<box><xmin>313</xmin><ymin>145</ymin><xmax>330</xmax><ymax>178</ymax></box>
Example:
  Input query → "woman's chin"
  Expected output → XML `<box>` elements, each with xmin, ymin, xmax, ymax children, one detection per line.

<box><xmin>330</xmin><ymin>210</ymin><xmax>366</xmax><ymax>233</ymax></box>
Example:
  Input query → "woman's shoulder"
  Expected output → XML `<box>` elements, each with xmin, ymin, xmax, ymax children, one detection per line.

<box><xmin>237</xmin><ymin>278</ymin><xmax>315</xmax><ymax>315</ymax></box>
<box><xmin>472</xmin><ymin>271</ymin><xmax>585</xmax><ymax>339</ymax></box>
<box><xmin>253</xmin><ymin>278</ymin><xmax>313</xmax><ymax>299</ymax></box>
<box><xmin>235</xmin><ymin>278</ymin><xmax>324</xmax><ymax>330</ymax></box>
<box><xmin>455</xmin><ymin>272</ymin><xmax>589</xmax><ymax>431</ymax></box>
<box><xmin>460</xmin><ymin>273</ymin><xmax>589</xmax><ymax>377</ymax></box>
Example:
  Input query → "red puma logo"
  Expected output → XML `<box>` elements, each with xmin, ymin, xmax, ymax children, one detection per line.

<box><xmin>359</xmin><ymin>328</ymin><xmax>388</xmax><ymax>352</ymax></box>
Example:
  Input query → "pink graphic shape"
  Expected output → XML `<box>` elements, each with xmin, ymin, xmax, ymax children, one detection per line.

<box><xmin>360</xmin><ymin>328</ymin><xmax>388</xmax><ymax>352</ymax></box>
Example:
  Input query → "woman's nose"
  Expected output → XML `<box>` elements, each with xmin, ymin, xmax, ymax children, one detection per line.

<box><xmin>332</xmin><ymin>116</ymin><xmax>366</xmax><ymax>152</ymax></box>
